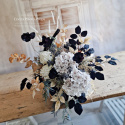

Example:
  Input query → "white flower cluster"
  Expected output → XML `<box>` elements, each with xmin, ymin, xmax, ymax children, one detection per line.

<box><xmin>40</xmin><ymin>51</ymin><xmax>53</xmax><ymax>64</ymax></box>
<box><xmin>54</xmin><ymin>52</ymin><xmax>78</xmax><ymax>74</ymax></box>
<box><xmin>40</xmin><ymin>65</ymin><xmax>52</xmax><ymax>80</ymax></box>
<box><xmin>62</xmin><ymin>67</ymin><xmax>91</xmax><ymax>97</ymax></box>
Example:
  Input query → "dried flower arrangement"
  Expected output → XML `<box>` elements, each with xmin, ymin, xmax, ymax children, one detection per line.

<box><xmin>9</xmin><ymin>25</ymin><xmax>118</xmax><ymax>123</ymax></box>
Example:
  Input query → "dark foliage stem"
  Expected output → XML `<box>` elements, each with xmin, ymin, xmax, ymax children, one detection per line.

<box><xmin>50</xmin><ymin>29</ymin><xmax>60</xmax><ymax>43</ymax></box>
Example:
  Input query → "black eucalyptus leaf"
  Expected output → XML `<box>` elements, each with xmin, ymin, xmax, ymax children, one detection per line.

<box><xmin>74</xmin><ymin>103</ymin><xmax>83</xmax><ymax>115</ymax></box>
<box><xmin>81</xmin><ymin>31</ymin><xmax>87</xmax><ymax>37</ymax></box>
<box><xmin>69</xmin><ymin>39</ymin><xmax>77</xmax><ymax>45</ymax></box>
<box><xmin>85</xmin><ymin>48</ymin><xmax>94</xmax><ymax>56</ymax></box>
<box><xmin>70</xmin><ymin>44</ymin><xmax>76</xmax><ymax>50</ymax></box>
<box><xmin>34</xmin><ymin>75</ymin><xmax>43</xmax><ymax>83</ymax></box>
<box><xmin>75</xmin><ymin>26</ymin><xmax>81</xmax><ymax>34</ymax></box>
<box><xmin>95</xmin><ymin>72</ymin><xmax>104</xmax><ymax>80</ymax></box>
<box><xmin>104</xmin><ymin>55</ymin><xmax>111</xmax><ymax>59</ymax></box>
<box><xmin>20</xmin><ymin>78</ymin><xmax>28</xmax><ymax>91</ymax></box>
<box><xmin>111</xmin><ymin>57</ymin><xmax>117</xmax><ymax>61</ymax></box>
<box><xmin>95</xmin><ymin>66</ymin><xmax>103</xmax><ymax>71</ymax></box>
<box><xmin>70</xmin><ymin>34</ymin><xmax>77</xmax><ymax>39</ymax></box>
<box><xmin>78</xmin><ymin>93</ymin><xmax>87</xmax><ymax>103</ymax></box>
<box><xmin>26</xmin><ymin>82</ymin><xmax>32</xmax><ymax>89</ymax></box>
<box><xmin>88</xmin><ymin>48</ymin><xmax>94</xmax><ymax>54</ymax></box>
<box><xmin>49</xmin><ymin>87</ymin><xmax>57</xmax><ymax>96</ymax></box>
<box><xmin>90</xmin><ymin>71</ymin><xmax>96</xmax><ymax>80</ymax></box>
<box><xmin>108</xmin><ymin>60</ymin><xmax>117</xmax><ymax>65</ymax></box>
<box><xmin>68</xmin><ymin>100</ymin><xmax>75</xmax><ymax>109</ymax></box>
<box><xmin>62</xmin><ymin>92</ymin><xmax>69</xmax><ymax>101</ymax></box>
<box><xmin>76</xmin><ymin>40</ymin><xmax>81</xmax><ymax>45</ymax></box>
<box><xmin>96</xmin><ymin>56</ymin><xmax>101</xmax><ymax>58</ymax></box>
<box><xmin>88</xmin><ymin>63</ymin><xmax>95</xmax><ymax>66</ymax></box>
<box><xmin>95</xmin><ymin>58</ymin><xmax>103</xmax><ymax>62</ymax></box>
<box><xmin>84</xmin><ymin>44</ymin><xmax>89</xmax><ymax>49</ymax></box>
<box><xmin>80</xmin><ymin>47</ymin><xmax>85</xmax><ymax>52</ymax></box>
<box><xmin>64</xmin><ymin>44</ymin><xmax>69</xmax><ymax>50</ymax></box>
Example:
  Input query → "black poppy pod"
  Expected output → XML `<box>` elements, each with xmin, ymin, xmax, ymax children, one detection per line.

<box><xmin>49</xmin><ymin>68</ymin><xmax>58</xmax><ymax>79</ymax></box>
<box><xmin>39</xmin><ymin>29</ymin><xmax>60</xmax><ymax>51</ymax></box>
<box><xmin>21</xmin><ymin>32</ymin><xmax>35</xmax><ymax>42</ymax></box>
<box><xmin>73</xmin><ymin>52</ymin><xmax>84</xmax><ymax>63</ymax></box>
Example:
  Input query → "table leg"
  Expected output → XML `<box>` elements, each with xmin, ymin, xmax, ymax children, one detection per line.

<box><xmin>99</xmin><ymin>100</ymin><xmax>104</xmax><ymax>112</ymax></box>
<box><xmin>123</xmin><ymin>111</ymin><xmax>125</xmax><ymax>125</ymax></box>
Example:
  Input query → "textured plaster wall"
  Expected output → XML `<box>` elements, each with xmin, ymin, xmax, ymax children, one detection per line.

<box><xmin>0</xmin><ymin>0</ymin><xmax>27</xmax><ymax>74</ymax></box>
<box><xmin>94</xmin><ymin>0</ymin><xmax>125</xmax><ymax>55</ymax></box>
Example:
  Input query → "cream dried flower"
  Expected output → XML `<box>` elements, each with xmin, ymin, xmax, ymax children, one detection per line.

<box><xmin>40</xmin><ymin>51</ymin><xmax>53</xmax><ymax>64</ymax></box>
<box><xmin>40</xmin><ymin>65</ymin><xmax>52</xmax><ymax>80</ymax></box>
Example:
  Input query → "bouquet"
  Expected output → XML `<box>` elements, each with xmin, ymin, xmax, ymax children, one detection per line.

<box><xmin>9</xmin><ymin>25</ymin><xmax>118</xmax><ymax>122</ymax></box>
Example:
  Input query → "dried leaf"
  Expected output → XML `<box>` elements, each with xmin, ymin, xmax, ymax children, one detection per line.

<box><xmin>26</xmin><ymin>57</ymin><xmax>30</xmax><ymax>62</ymax></box>
<box><xmin>61</xmin><ymin>29</ymin><xmax>64</xmax><ymax>33</ymax></box>
<box><xmin>36</xmin><ymin>88</ymin><xmax>40</xmax><ymax>91</ymax></box>
<box><xmin>84</xmin><ymin>37</ymin><xmax>91</xmax><ymax>44</ymax></box>
<box><xmin>21</xmin><ymin>54</ymin><xmax>26</xmax><ymax>59</ymax></box>
<box><xmin>64</xmin><ymin>24</ymin><xmax>68</xmax><ymax>28</ymax></box>
<box><xmin>25</xmin><ymin>60</ymin><xmax>32</xmax><ymax>68</ymax></box>
<box><xmin>64</xmin><ymin>29</ymin><xmax>68</xmax><ymax>33</ymax></box>
<box><xmin>13</xmin><ymin>53</ymin><xmax>18</xmax><ymax>58</ymax></box>
<box><xmin>11</xmin><ymin>54</ymin><xmax>15</xmax><ymax>59</ymax></box>
<box><xmin>33</xmin><ymin>83</ymin><xmax>38</xmax><ymax>86</ymax></box>
<box><xmin>32</xmin><ymin>63</ymin><xmax>38</xmax><ymax>72</ymax></box>
<box><xmin>50</xmin><ymin>82</ymin><xmax>55</xmax><ymax>87</ymax></box>
<box><xmin>40</xmin><ymin>82</ymin><xmax>44</xmax><ymax>89</ymax></box>
<box><xmin>79</xmin><ymin>37</ymin><xmax>83</xmax><ymax>43</ymax></box>
<box><xmin>51</xmin><ymin>96</ymin><xmax>58</xmax><ymax>102</ymax></box>
<box><xmin>60</xmin><ymin>96</ymin><xmax>65</xmax><ymax>103</ymax></box>
<box><xmin>31</xmin><ymin>79</ymin><xmax>36</xmax><ymax>84</ymax></box>
<box><xmin>55</xmin><ymin>100</ymin><xmax>60</xmax><ymax>112</ymax></box>
<box><xmin>56</xmin><ymin>42</ymin><xmax>62</xmax><ymax>48</ymax></box>
<box><xmin>33</xmin><ymin>90</ymin><xmax>36</xmax><ymax>99</ymax></box>
<box><xmin>9</xmin><ymin>57</ymin><xmax>13</xmax><ymax>63</ymax></box>
<box><xmin>20</xmin><ymin>58</ymin><xmax>25</xmax><ymax>63</ymax></box>
<box><xmin>36</xmin><ymin>77</ymin><xmax>39</xmax><ymax>84</ymax></box>
<box><xmin>34</xmin><ymin>57</ymin><xmax>37</xmax><ymax>61</ymax></box>
<box><xmin>69</xmin><ymin>47</ymin><xmax>75</xmax><ymax>54</ymax></box>
<box><xmin>37</xmin><ymin>64</ymin><xmax>43</xmax><ymax>70</ymax></box>
<box><xmin>16</xmin><ymin>57</ymin><xmax>20</xmax><ymax>62</ymax></box>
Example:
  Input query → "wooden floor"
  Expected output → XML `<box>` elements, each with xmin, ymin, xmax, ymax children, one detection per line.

<box><xmin>0</xmin><ymin>51</ymin><xmax>125</xmax><ymax>123</ymax></box>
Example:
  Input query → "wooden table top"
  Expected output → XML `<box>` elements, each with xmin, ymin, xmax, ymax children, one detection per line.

<box><xmin>0</xmin><ymin>51</ymin><xmax>125</xmax><ymax>123</ymax></box>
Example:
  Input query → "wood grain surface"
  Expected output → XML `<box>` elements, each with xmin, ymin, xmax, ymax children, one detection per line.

<box><xmin>0</xmin><ymin>51</ymin><xmax>125</xmax><ymax>123</ymax></box>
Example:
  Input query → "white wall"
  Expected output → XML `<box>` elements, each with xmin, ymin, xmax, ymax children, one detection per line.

<box><xmin>0</xmin><ymin>0</ymin><xmax>27</xmax><ymax>74</ymax></box>
<box><xmin>94</xmin><ymin>0</ymin><xmax>125</xmax><ymax>55</ymax></box>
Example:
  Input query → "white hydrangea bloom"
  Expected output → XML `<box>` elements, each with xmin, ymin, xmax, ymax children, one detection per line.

<box><xmin>40</xmin><ymin>65</ymin><xmax>52</xmax><ymax>80</ymax></box>
<box><xmin>40</xmin><ymin>51</ymin><xmax>53</xmax><ymax>64</ymax></box>
<box><xmin>62</xmin><ymin>67</ymin><xmax>91</xmax><ymax>97</ymax></box>
<box><xmin>54</xmin><ymin>52</ymin><xmax>78</xmax><ymax>74</ymax></box>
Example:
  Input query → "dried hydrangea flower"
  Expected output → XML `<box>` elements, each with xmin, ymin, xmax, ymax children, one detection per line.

<box><xmin>62</xmin><ymin>67</ymin><xmax>91</xmax><ymax>97</ymax></box>
<box><xmin>54</xmin><ymin>52</ymin><xmax>78</xmax><ymax>74</ymax></box>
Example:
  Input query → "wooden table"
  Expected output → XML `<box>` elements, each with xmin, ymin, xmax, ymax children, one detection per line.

<box><xmin>0</xmin><ymin>51</ymin><xmax>125</xmax><ymax>123</ymax></box>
